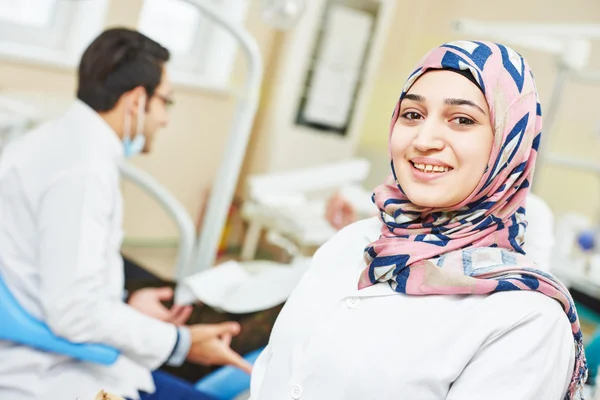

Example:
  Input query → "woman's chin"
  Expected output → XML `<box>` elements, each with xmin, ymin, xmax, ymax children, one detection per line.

<box><xmin>398</xmin><ymin>170</ymin><xmax>472</xmax><ymax>209</ymax></box>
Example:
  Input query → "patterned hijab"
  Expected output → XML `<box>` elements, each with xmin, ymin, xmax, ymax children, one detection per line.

<box><xmin>359</xmin><ymin>41</ymin><xmax>587</xmax><ymax>399</ymax></box>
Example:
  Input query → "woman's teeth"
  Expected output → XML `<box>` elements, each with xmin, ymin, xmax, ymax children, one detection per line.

<box><xmin>412</xmin><ymin>163</ymin><xmax>451</xmax><ymax>173</ymax></box>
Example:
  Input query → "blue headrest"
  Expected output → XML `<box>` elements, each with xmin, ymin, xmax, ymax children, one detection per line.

<box><xmin>0</xmin><ymin>273</ymin><xmax>119</xmax><ymax>365</ymax></box>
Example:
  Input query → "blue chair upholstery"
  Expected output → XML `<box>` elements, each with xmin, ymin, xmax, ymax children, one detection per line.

<box><xmin>195</xmin><ymin>347</ymin><xmax>264</xmax><ymax>400</ymax></box>
<box><xmin>0</xmin><ymin>273</ymin><xmax>119</xmax><ymax>365</ymax></box>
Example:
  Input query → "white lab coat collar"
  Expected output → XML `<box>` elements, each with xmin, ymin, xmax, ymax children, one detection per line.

<box><xmin>65</xmin><ymin>99</ymin><xmax>125</xmax><ymax>160</ymax></box>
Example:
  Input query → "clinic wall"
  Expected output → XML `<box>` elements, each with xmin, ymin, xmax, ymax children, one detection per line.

<box><xmin>356</xmin><ymin>0</ymin><xmax>600</xmax><ymax>220</ymax></box>
<box><xmin>0</xmin><ymin>0</ymin><xmax>280</xmax><ymax>273</ymax></box>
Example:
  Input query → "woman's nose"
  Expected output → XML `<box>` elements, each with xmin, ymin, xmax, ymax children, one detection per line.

<box><xmin>412</xmin><ymin>119</ymin><xmax>445</xmax><ymax>152</ymax></box>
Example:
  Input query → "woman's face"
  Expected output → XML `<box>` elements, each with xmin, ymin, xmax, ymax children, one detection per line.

<box><xmin>391</xmin><ymin>70</ymin><xmax>494</xmax><ymax>208</ymax></box>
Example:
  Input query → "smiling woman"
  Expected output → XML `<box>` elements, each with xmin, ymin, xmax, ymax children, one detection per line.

<box><xmin>249</xmin><ymin>40</ymin><xmax>587</xmax><ymax>400</ymax></box>
<box><xmin>392</xmin><ymin>69</ymin><xmax>493</xmax><ymax>208</ymax></box>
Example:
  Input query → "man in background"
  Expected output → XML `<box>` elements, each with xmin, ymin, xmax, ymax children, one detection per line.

<box><xmin>0</xmin><ymin>28</ymin><xmax>249</xmax><ymax>400</ymax></box>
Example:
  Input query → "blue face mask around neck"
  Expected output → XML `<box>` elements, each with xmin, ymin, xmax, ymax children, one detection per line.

<box><xmin>123</xmin><ymin>134</ymin><xmax>146</xmax><ymax>158</ymax></box>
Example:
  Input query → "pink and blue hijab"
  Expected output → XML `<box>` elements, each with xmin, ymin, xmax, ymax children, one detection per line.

<box><xmin>359</xmin><ymin>40</ymin><xmax>587</xmax><ymax>398</ymax></box>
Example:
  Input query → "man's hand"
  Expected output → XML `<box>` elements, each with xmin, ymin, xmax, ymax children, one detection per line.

<box><xmin>325</xmin><ymin>192</ymin><xmax>358</xmax><ymax>231</ymax></box>
<box><xmin>187</xmin><ymin>322</ymin><xmax>252</xmax><ymax>374</ymax></box>
<box><xmin>127</xmin><ymin>287</ymin><xmax>192</xmax><ymax>326</ymax></box>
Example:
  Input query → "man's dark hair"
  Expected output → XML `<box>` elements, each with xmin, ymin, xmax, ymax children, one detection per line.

<box><xmin>77</xmin><ymin>28</ymin><xmax>170</xmax><ymax>112</ymax></box>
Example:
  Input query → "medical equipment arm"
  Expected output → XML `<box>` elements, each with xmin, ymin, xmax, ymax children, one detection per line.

<box><xmin>37</xmin><ymin>168</ymin><xmax>178</xmax><ymax>370</ymax></box>
<box><xmin>119</xmin><ymin>163</ymin><xmax>195</xmax><ymax>282</ymax></box>
<box><xmin>186</xmin><ymin>0</ymin><xmax>263</xmax><ymax>275</ymax></box>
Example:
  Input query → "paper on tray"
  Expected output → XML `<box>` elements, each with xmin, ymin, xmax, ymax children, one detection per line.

<box><xmin>175</xmin><ymin>259</ymin><xmax>310</xmax><ymax>313</ymax></box>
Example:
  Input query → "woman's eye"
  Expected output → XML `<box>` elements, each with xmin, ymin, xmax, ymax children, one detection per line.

<box><xmin>401</xmin><ymin>111</ymin><xmax>422</xmax><ymax>120</ymax></box>
<box><xmin>452</xmin><ymin>116</ymin><xmax>475</xmax><ymax>125</ymax></box>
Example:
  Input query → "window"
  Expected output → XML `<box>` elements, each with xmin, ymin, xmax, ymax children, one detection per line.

<box><xmin>0</xmin><ymin>0</ymin><xmax>109</xmax><ymax>68</ymax></box>
<box><xmin>138</xmin><ymin>0</ymin><xmax>250</xmax><ymax>90</ymax></box>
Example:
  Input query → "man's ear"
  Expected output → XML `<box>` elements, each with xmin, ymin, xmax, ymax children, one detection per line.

<box><xmin>129</xmin><ymin>86</ymin><xmax>147</xmax><ymax>116</ymax></box>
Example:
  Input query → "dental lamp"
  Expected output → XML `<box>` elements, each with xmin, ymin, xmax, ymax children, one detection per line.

<box><xmin>261</xmin><ymin>0</ymin><xmax>306</xmax><ymax>30</ymax></box>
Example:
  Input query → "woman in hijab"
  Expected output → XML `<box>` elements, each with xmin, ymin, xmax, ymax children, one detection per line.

<box><xmin>249</xmin><ymin>41</ymin><xmax>587</xmax><ymax>400</ymax></box>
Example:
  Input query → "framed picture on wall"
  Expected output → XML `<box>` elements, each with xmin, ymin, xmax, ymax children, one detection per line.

<box><xmin>295</xmin><ymin>0</ymin><xmax>378</xmax><ymax>136</ymax></box>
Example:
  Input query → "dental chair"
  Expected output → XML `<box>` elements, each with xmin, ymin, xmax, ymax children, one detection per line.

<box><xmin>0</xmin><ymin>272</ymin><xmax>119</xmax><ymax>364</ymax></box>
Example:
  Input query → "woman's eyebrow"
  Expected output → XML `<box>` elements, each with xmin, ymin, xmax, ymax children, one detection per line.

<box><xmin>404</xmin><ymin>93</ymin><xmax>424</xmax><ymax>102</ymax></box>
<box><xmin>444</xmin><ymin>98</ymin><xmax>487</xmax><ymax>115</ymax></box>
<box><xmin>403</xmin><ymin>94</ymin><xmax>487</xmax><ymax>116</ymax></box>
